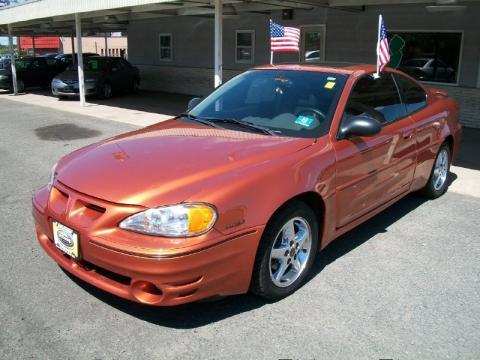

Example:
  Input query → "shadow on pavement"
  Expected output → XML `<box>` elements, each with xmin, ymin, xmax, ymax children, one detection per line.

<box><xmin>65</xmin><ymin>193</ymin><xmax>433</xmax><ymax>329</ymax></box>
<box><xmin>453</xmin><ymin>127</ymin><xmax>480</xmax><ymax>171</ymax></box>
<box><xmin>308</xmin><ymin>194</ymin><xmax>428</xmax><ymax>281</ymax></box>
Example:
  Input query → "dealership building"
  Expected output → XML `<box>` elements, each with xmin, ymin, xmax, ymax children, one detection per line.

<box><xmin>0</xmin><ymin>0</ymin><xmax>479</xmax><ymax>127</ymax></box>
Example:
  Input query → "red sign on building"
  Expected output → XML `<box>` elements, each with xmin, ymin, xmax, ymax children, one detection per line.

<box><xmin>19</xmin><ymin>36</ymin><xmax>60</xmax><ymax>49</ymax></box>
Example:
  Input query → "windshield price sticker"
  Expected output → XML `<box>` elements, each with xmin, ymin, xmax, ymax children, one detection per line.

<box><xmin>295</xmin><ymin>116</ymin><xmax>314</xmax><ymax>127</ymax></box>
<box><xmin>324</xmin><ymin>81</ymin><xmax>336</xmax><ymax>89</ymax></box>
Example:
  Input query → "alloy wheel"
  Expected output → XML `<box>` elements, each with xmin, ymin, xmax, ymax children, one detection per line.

<box><xmin>269</xmin><ymin>217</ymin><xmax>312</xmax><ymax>288</ymax></box>
<box><xmin>433</xmin><ymin>148</ymin><xmax>449</xmax><ymax>191</ymax></box>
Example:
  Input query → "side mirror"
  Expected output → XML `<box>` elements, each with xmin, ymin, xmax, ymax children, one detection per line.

<box><xmin>339</xmin><ymin>115</ymin><xmax>382</xmax><ymax>139</ymax></box>
<box><xmin>187</xmin><ymin>97</ymin><xmax>202</xmax><ymax>111</ymax></box>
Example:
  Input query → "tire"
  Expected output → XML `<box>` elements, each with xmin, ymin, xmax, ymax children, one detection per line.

<box><xmin>420</xmin><ymin>143</ymin><xmax>451</xmax><ymax>198</ymax></box>
<box><xmin>99</xmin><ymin>82</ymin><xmax>112</xmax><ymax>99</ymax></box>
<box><xmin>251</xmin><ymin>200</ymin><xmax>319</xmax><ymax>300</ymax></box>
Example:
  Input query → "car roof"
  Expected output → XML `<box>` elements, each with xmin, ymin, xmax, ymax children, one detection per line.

<box><xmin>404</xmin><ymin>57</ymin><xmax>431</xmax><ymax>61</ymax></box>
<box><xmin>253</xmin><ymin>63</ymin><xmax>378</xmax><ymax>76</ymax></box>
<box><xmin>88</xmin><ymin>56</ymin><xmax>123</xmax><ymax>60</ymax></box>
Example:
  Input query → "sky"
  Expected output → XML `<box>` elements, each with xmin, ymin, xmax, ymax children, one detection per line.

<box><xmin>0</xmin><ymin>36</ymin><xmax>17</xmax><ymax>46</ymax></box>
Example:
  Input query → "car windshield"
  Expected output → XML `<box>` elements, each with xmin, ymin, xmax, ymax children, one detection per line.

<box><xmin>16</xmin><ymin>59</ymin><xmax>32</xmax><ymax>70</ymax></box>
<box><xmin>189</xmin><ymin>69</ymin><xmax>347</xmax><ymax>138</ymax></box>
<box><xmin>86</xmin><ymin>59</ymin><xmax>109</xmax><ymax>71</ymax></box>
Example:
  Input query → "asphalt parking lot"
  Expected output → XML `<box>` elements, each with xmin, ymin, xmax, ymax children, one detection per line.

<box><xmin>1</xmin><ymin>97</ymin><xmax>479</xmax><ymax>360</ymax></box>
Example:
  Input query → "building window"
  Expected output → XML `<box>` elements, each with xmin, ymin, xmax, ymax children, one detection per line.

<box><xmin>389</xmin><ymin>31</ymin><xmax>462</xmax><ymax>84</ymax></box>
<box><xmin>235</xmin><ymin>30</ymin><xmax>254</xmax><ymax>64</ymax></box>
<box><xmin>159</xmin><ymin>33</ymin><xmax>172</xmax><ymax>61</ymax></box>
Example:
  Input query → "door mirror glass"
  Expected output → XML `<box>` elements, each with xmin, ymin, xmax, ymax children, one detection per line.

<box><xmin>339</xmin><ymin>115</ymin><xmax>382</xmax><ymax>139</ymax></box>
<box><xmin>187</xmin><ymin>97</ymin><xmax>202</xmax><ymax>111</ymax></box>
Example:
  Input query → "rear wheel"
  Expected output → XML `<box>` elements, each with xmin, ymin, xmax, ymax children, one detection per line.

<box><xmin>130</xmin><ymin>79</ymin><xmax>139</xmax><ymax>94</ymax></box>
<box><xmin>420</xmin><ymin>143</ymin><xmax>451</xmax><ymax>198</ymax></box>
<box><xmin>99</xmin><ymin>82</ymin><xmax>112</xmax><ymax>99</ymax></box>
<box><xmin>251</xmin><ymin>200</ymin><xmax>319</xmax><ymax>300</ymax></box>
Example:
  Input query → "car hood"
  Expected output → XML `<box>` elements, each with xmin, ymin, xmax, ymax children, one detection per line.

<box><xmin>56</xmin><ymin>70</ymin><xmax>101</xmax><ymax>82</ymax></box>
<box><xmin>56</xmin><ymin>119</ymin><xmax>314</xmax><ymax>207</ymax></box>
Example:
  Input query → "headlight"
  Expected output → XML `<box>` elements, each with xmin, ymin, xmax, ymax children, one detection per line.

<box><xmin>47</xmin><ymin>163</ymin><xmax>58</xmax><ymax>191</ymax></box>
<box><xmin>119</xmin><ymin>203</ymin><xmax>217</xmax><ymax>237</ymax></box>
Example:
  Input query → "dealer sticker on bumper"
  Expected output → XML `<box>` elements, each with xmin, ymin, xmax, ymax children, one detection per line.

<box><xmin>52</xmin><ymin>221</ymin><xmax>80</xmax><ymax>259</ymax></box>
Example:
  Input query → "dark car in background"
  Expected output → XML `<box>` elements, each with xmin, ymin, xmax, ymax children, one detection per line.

<box><xmin>51</xmin><ymin>56</ymin><xmax>140</xmax><ymax>99</ymax></box>
<box><xmin>55</xmin><ymin>53</ymin><xmax>99</xmax><ymax>66</ymax></box>
<box><xmin>0</xmin><ymin>54</ymin><xmax>12</xmax><ymax>69</ymax></box>
<box><xmin>0</xmin><ymin>57</ymin><xmax>11</xmax><ymax>69</ymax></box>
<box><xmin>0</xmin><ymin>57</ymin><xmax>66</xmax><ymax>92</ymax></box>
<box><xmin>399</xmin><ymin>57</ymin><xmax>456</xmax><ymax>83</ymax></box>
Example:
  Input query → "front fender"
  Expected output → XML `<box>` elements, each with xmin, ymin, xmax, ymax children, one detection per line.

<box><xmin>186</xmin><ymin>136</ymin><xmax>336</xmax><ymax>238</ymax></box>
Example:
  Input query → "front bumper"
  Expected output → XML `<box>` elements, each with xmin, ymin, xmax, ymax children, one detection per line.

<box><xmin>51</xmin><ymin>82</ymin><xmax>98</xmax><ymax>97</ymax></box>
<box><xmin>32</xmin><ymin>183</ymin><xmax>263</xmax><ymax>306</ymax></box>
<box><xmin>0</xmin><ymin>78</ymin><xmax>11</xmax><ymax>90</ymax></box>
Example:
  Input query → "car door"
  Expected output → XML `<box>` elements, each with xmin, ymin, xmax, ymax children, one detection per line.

<box><xmin>109</xmin><ymin>59</ymin><xmax>128</xmax><ymax>91</ymax></box>
<box><xmin>393</xmin><ymin>73</ymin><xmax>438</xmax><ymax>190</ymax></box>
<box><xmin>122</xmin><ymin>59</ymin><xmax>135</xmax><ymax>88</ymax></box>
<box><xmin>30</xmin><ymin>58</ymin><xmax>49</xmax><ymax>87</ymax></box>
<box><xmin>334</xmin><ymin>72</ymin><xmax>417</xmax><ymax>228</ymax></box>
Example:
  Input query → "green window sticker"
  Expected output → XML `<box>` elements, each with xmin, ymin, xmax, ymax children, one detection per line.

<box><xmin>295</xmin><ymin>115</ymin><xmax>314</xmax><ymax>127</ymax></box>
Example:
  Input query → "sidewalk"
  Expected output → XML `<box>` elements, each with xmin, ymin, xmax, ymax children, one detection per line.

<box><xmin>0</xmin><ymin>89</ymin><xmax>191</xmax><ymax>127</ymax></box>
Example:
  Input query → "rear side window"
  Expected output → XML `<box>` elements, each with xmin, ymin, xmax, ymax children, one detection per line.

<box><xmin>344</xmin><ymin>73</ymin><xmax>406</xmax><ymax>125</ymax></box>
<box><xmin>394</xmin><ymin>74</ymin><xmax>427</xmax><ymax>114</ymax></box>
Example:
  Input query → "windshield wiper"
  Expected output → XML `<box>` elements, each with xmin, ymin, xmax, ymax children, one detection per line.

<box><xmin>178</xmin><ymin>113</ymin><xmax>218</xmax><ymax>128</ymax></box>
<box><xmin>203</xmin><ymin>117</ymin><xmax>277</xmax><ymax>136</ymax></box>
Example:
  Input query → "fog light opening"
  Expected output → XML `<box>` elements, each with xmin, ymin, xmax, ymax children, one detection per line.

<box><xmin>131</xmin><ymin>281</ymin><xmax>164</xmax><ymax>304</ymax></box>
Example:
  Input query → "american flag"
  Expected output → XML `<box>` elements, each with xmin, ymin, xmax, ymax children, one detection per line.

<box><xmin>376</xmin><ymin>15</ymin><xmax>390</xmax><ymax>73</ymax></box>
<box><xmin>270</xmin><ymin>20</ymin><xmax>300</xmax><ymax>53</ymax></box>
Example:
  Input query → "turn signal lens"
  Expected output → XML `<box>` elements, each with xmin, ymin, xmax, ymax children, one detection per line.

<box><xmin>188</xmin><ymin>205</ymin><xmax>216</xmax><ymax>233</ymax></box>
<box><xmin>119</xmin><ymin>203</ymin><xmax>217</xmax><ymax>237</ymax></box>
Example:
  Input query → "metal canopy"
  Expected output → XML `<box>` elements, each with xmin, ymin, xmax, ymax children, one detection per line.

<box><xmin>0</xmin><ymin>0</ymin><xmax>315</xmax><ymax>35</ymax></box>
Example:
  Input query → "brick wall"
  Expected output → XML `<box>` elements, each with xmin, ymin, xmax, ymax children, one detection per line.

<box><xmin>436</xmin><ymin>86</ymin><xmax>480</xmax><ymax>129</ymax></box>
<box><xmin>137</xmin><ymin>65</ymin><xmax>241</xmax><ymax>96</ymax></box>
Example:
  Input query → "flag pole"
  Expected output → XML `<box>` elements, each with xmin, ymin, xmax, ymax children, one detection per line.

<box><xmin>269</xmin><ymin>19</ymin><xmax>273</xmax><ymax>65</ymax></box>
<box><xmin>374</xmin><ymin>14</ymin><xmax>382</xmax><ymax>78</ymax></box>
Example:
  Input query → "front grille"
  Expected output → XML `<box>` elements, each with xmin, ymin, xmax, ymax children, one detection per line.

<box><xmin>85</xmin><ymin>203</ymin><xmax>106</xmax><ymax>214</ymax></box>
<box><xmin>80</xmin><ymin>260</ymin><xmax>131</xmax><ymax>286</ymax></box>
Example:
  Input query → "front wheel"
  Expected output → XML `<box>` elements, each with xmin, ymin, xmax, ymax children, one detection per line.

<box><xmin>420</xmin><ymin>143</ymin><xmax>451</xmax><ymax>198</ymax></box>
<box><xmin>251</xmin><ymin>200</ymin><xmax>319</xmax><ymax>300</ymax></box>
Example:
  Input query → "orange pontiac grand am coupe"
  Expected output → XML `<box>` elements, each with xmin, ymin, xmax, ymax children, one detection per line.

<box><xmin>32</xmin><ymin>64</ymin><xmax>461</xmax><ymax>306</ymax></box>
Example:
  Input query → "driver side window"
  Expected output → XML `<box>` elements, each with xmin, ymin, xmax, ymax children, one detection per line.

<box><xmin>344</xmin><ymin>73</ymin><xmax>406</xmax><ymax>125</ymax></box>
